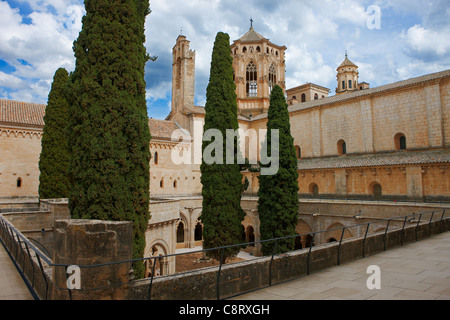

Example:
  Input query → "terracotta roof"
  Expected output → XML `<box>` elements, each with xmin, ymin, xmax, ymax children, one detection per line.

<box><xmin>148</xmin><ymin>118</ymin><xmax>191</xmax><ymax>141</ymax></box>
<box><xmin>235</xmin><ymin>27</ymin><xmax>267</xmax><ymax>42</ymax></box>
<box><xmin>298</xmin><ymin>150</ymin><xmax>450</xmax><ymax>170</ymax></box>
<box><xmin>338</xmin><ymin>53</ymin><xmax>357</xmax><ymax>69</ymax></box>
<box><xmin>0</xmin><ymin>99</ymin><xmax>46</xmax><ymax>128</ymax></box>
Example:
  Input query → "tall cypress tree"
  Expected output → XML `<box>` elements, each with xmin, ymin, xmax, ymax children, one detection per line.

<box><xmin>69</xmin><ymin>0</ymin><xmax>151</xmax><ymax>278</ymax></box>
<box><xmin>258</xmin><ymin>85</ymin><xmax>299</xmax><ymax>255</ymax></box>
<box><xmin>38</xmin><ymin>67</ymin><xmax>71</xmax><ymax>199</ymax></box>
<box><xmin>200</xmin><ymin>32</ymin><xmax>245</xmax><ymax>263</ymax></box>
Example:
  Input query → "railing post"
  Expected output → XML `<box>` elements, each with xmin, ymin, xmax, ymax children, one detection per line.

<box><xmin>337</xmin><ymin>227</ymin><xmax>346</xmax><ymax>266</ymax></box>
<box><xmin>217</xmin><ymin>248</ymin><xmax>225</xmax><ymax>300</ymax></box>
<box><xmin>362</xmin><ymin>223</ymin><xmax>370</xmax><ymax>258</ymax></box>
<box><xmin>415</xmin><ymin>213</ymin><xmax>422</xmax><ymax>241</ymax></box>
<box><xmin>307</xmin><ymin>233</ymin><xmax>315</xmax><ymax>275</ymax></box>
<box><xmin>148</xmin><ymin>257</ymin><xmax>157</xmax><ymax>300</ymax></box>
<box><xmin>383</xmin><ymin>220</ymin><xmax>391</xmax><ymax>251</ymax></box>
<box><xmin>428</xmin><ymin>211</ymin><xmax>434</xmax><ymax>237</ymax></box>
<box><xmin>401</xmin><ymin>216</ymin><xmax>407</xmax><ymax>246</ymax></box>
<box><xmin>24</xmin><ymin>242</ymin><xmax>35</xmax><ymax>287</ymax></box>
<box><xmin>35</xmin><ymin>254</ymin><xmax>48</xmax><ymax>300</ymax></box>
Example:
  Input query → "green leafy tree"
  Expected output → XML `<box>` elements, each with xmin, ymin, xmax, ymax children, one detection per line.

<box><xmin>38</xmin><ymin>68</ymin><xmax>71</xmax><ymax>199</ymax></box>
<box><xmin>258</xmin><ymin>85</ymin><xmax>299</xmax><ymax>255</ymax></box>
<box><xmin>69</xmin><ymin>0</ymin><xmax>151</xmax><ymax>278</ymax></box>
<box><xmin>200</xmin><ymin>32</ymin><xmax>245</xmax><ymax>263</ymax></box>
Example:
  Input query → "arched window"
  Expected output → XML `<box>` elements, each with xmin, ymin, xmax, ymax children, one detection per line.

<box><xmin>372</xmin><ymin>183</ymin><xmax>382</xmax><ymax>201</ymax></box>
<box><xmin>301</xmin><ymin>93</ymin><xmax>306</xmax><ymax>103</ymax></box>
<box><xmin>269</xmin><ymin>64</ymin><xmax>276</xmax><ymax>94</ymax></box>
<box><xmin>314</xmin><ymin>93</ymin><xmax>319</xmax><ymax>100</ymax></box>
<box><xmin>337</xmin><ymin>139</ymin><xmax>347</xmax><ymax>155</ymax></box>
<box><xmin>173</xmin><ymin>180</ymin><xmax>177</xmax><ymax>188</ymax></box>
<box><xmin>194</xmin><ymin>222</ymin><xmax>203</xmax><ymax>241</ymax></box>
<box><xmin>243</xmin><ymin>46</ymin><xmax>247</xmax><ymax>53</ymax></box>
<box><xmin>17</xmin><ymin>178</ymin><xmax>22</xmax><ymax>188</ymax></box>
<box><xmin>400</xmin><ymin>136</ymin><xmax>406</xmax><ymax>150</ymax></box>
<box><xmin>160</xmin><ymin>179</ymin><xmax>164</xmax><ymax>188</ymax></box>
<box><xmin>394</xmin><ymin>133</ymin><xmax>407</xmax><ymax>151</ymax></box>
<box><xmin>154</xmin><ymin>152</ymin><xmax>158</xmax><ymax>165</ymax></box>
<box><xmin>246</xmin><ymin>62</ymin><xmax>257</xmax><ymax>97</ymax></box>
<box><xmin>310</xmin><ymin>183</ymin><xmax>319</xmax><ymax>198</ymax></box>
<box><xmin>295</xmin><ymin>145</ymin><xmax>301</xmax><ymax>159</ymax></box>
<box><xmin>256</xmin><ymin>46</ymin><xmax>261</xmax><ymax>53</ymax></box>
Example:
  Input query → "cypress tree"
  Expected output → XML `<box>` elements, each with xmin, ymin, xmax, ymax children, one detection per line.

<box><xmin>38</xmin><ymin>68</ymin><xmax>71</xmax><ymax>199</ymax></box>
<box><xmin>257</xmin><ymin>85</ymin><xmax>299</xmax><ymax>255</ymax></box>
<box><xmin>69</xmin><ymin>0</ymin><xmax>151</xmax><ymax>278</ymax></box>
<box><xmin>200</xmin><ymin>32</ymin><xmax>245</xmax><ymax>263</ymax></box>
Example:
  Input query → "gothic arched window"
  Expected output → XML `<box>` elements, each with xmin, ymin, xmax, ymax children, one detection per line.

<box><xmin>269</xmin><ymin>64</ymin><xmax>276</xmax><ymax>94</ymax></box>
<box><xmin>301</xmin><ymin>93</ymin><xmax>306</xmax><ymax>102</ymax></box>
<box><xmin>246</xmin><ymin>62</ymin><xmax>258</xmax><ymax>97</ymax></box>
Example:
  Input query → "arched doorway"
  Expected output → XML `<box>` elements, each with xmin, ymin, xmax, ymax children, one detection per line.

<box><xmin>194</xmin><ymin>222</ymin><xmax>203</xmax><ymax>243</ymax></box>
<box><xmin>176</xmin><ymin>221</ymin><xmax>184</xmax><ymax>244</ymax></box>
<box><xmin>145</xmin><ymin>243</ymin><xmax>168</xmax><ymax>278</ymax></box>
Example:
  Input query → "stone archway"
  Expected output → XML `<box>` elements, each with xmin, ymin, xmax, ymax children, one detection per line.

<box><xmin>324</xmin><ymin>223</ymin><xmax>353</xmax><ymax>244</ymax></box>
<box><xmin>295</xmin><ymin>219</ymin><xmax>313</xmax><ymax>249</ymax></box>
<box><xmin>194</xmin><ymin>220</ymin><xmax>203</xmax><ymax>245</ymax></box>
<box><xmin>246</xmin><ymin>225</ymin><xmax>255</xmax><ymax>246</ymax></box>
<box><xmin>145</xmin><ymin>241</ymin><xmax>170</xmax><ymax>278</ymax></box>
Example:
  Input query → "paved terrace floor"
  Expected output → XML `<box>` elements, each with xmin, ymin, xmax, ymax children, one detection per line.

<box><xmin>231</xmin><ymin>231</ymin><xmax>450</xmax><ymax>300</ymax></box>
<box><xmin>1</xmin><ymin>232</ymin><xmax>449</xmax><ymax>300</ymax></box>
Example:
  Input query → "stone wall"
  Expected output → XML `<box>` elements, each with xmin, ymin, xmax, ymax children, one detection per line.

<box><xmin>0</xmin><ymin>127</ymin><xmax>42</xmax><ymax>197</ymax></box>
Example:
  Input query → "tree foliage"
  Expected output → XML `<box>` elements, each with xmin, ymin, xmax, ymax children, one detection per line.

<box><xmin>38</xmin><ymin>68</ymin><xmax>71</xmax><ymax>200</ymax></box>
<box><xmin>69</xmin><ymin>0</ymin><xmax>151</xmax><ymax>278</ymax></box>
<box><xmin>200</xmin><ymin>32</ymin><xmax>245</xmax><ymax>263</ymax></box>
<box><xmin>257</xmin><ymin>85</ymin><xmax>299</xmax><ymax>255</ymax></box>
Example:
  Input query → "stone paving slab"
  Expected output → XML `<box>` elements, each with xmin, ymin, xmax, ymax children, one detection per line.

<box><xmin>0</xmin><ymin>243</ymin><xmax>34</xmax><ymax>300</ymax></box>
<box><xmin>231</xmin><ymin>232</ymin><xmax>450</xmax><ymax>300</ymax></box>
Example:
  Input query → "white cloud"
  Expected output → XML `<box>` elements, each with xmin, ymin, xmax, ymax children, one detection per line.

<box><xmin>0</xmin><ymin>0</ymin><xmax>83</xmax><ymax>103</ymax></box>
<box><xmin>402</xmin><ymin>24</ymin><xmax>450</xmax><ymax>59</ymax></box>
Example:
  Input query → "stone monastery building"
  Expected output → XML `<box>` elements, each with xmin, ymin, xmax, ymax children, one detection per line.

<box><xmin>1</xmin><ymin>26</ymin><xmax>450</xmax><ymax>275</ymax></box>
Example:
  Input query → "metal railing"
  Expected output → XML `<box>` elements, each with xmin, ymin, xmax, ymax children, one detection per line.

<box><xmin>0</xmin><ymin>209</ymin><xmax>447</xmax><ymax>300</ymax></box>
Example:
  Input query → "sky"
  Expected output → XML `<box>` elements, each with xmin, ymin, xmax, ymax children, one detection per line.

<box><xmin>1</xmin><ymin>0</ymin><xmax>450</xmax><ymax>120</ymax></box>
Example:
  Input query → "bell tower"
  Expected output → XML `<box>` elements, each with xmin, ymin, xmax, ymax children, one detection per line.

<box><xmin>231</xmin><ymin>22</ymin><xmax>287</xmax><ymax>117</ymax></box>
<box><xmin>336</xmin><ymin>52</ymin><xmax>359</xmax><ymax>94</ymax></box>
<box><xmin>168</xmin><ymin>35</ymin><xmax>196</xmax><ymax>129</ymax></box>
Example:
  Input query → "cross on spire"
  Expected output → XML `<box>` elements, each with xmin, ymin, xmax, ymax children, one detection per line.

<box><xmin>250</xmin><ymin>17</ymin><xmax>253</xmax><ymax>29</ymax></box>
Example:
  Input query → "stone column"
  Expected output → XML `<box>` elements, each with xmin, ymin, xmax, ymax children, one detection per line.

<box><xmin>52</xmin><ymin>219</ymin><xmax>133</xmax><ymax>300</ymax></box>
